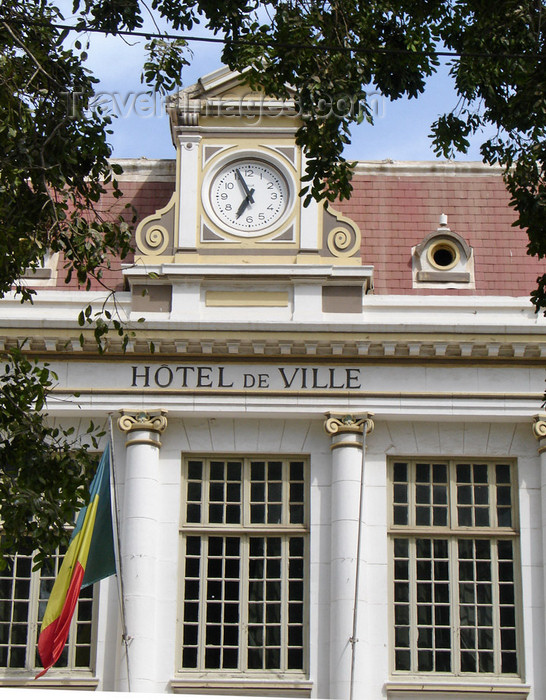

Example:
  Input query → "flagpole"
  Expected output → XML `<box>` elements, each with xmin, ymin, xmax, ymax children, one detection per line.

<box><xmin>349</xmin><ymin>418</ymin><xmax>370</xmax><ymax>700</ymax></box>
<box><xmin>108</xmin><ymin>413</ymin><xmax>132</xmax><ymax>692</ymax></box>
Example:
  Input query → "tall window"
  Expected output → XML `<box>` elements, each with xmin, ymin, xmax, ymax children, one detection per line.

<box><xmin>179</xmin><ymin>456</ymin><xmax>308</xmax><ymax>675</ymax></box>
<box><xmin>389</xmin><ymin>459</ymin><xmax>520</xmax><ymax>677</ymax></box>
<box><xmin>0</xmin><ymin>549</ymin><xmax>94</xmax><ymax>674</ymax></box>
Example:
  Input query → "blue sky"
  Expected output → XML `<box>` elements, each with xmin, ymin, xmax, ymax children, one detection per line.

<box><xmin>79</xmin><ymin>24</ymin><xmax>492</xmax><ymax>163</ymax></box>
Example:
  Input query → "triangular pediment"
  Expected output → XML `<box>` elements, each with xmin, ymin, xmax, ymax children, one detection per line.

<box><xmin>174</xmin><ymin>65</ymin><xmax>297</xmax><ymax>102</ymax></box>
<box><xmin>177</xmin><ymin>66</ymin><xmax>253</xmax><ymax>101</ymax></box>
<box><xmin>167</xmin><ymin>66</ymin><xmax>298</xmax><ymax>132</ymax></box>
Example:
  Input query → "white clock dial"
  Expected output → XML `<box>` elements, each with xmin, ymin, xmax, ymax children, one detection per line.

<box><xmin>209</xmin><ymin>159</ymin><xmax>290</xmax><ymax>235</ymax></box>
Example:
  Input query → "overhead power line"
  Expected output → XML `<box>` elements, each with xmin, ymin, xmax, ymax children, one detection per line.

<box><xmin>6</xmin><ymin>17</ymin><xmax>545</xmax><ymax>60</ymax></box>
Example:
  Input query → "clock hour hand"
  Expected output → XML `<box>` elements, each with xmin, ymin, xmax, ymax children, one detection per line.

<box><xmin>235</xmin><ymin>169</ymin><xmax>255</xmax><ymax>204</ymax></box>
<box><xmin>235</xmin><ymin>188</ymin><xmax>255</xmax><ymax>218</ymax></box>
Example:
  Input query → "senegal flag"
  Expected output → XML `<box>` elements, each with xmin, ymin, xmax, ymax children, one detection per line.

<box><xmin>36</xmin><ymin>447</ymin><xmax>116</xmax><ymax>677</ymax></box>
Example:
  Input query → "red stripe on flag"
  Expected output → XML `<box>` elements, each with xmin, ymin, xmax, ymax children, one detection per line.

<box><xmin>35</xmin><ymin>562</ymin><xmax>85</xmax><ymax>678</ymax></box>
<box><xmin>35</xmin><ymin>448</ymin><xmax>116</xmax><ymax>678</ymax></box>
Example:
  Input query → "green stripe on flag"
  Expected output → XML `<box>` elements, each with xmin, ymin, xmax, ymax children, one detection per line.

<box><xmin>82</xmin><ymin>447</ymin><xmax>116</xmax><ymax>587</ymax></box>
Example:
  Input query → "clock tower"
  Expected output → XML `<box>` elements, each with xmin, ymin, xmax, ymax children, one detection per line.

<box><xmin>133</xmin><ymin>66</ymin><xmax>364</xmax><ymax>267</ymax></box>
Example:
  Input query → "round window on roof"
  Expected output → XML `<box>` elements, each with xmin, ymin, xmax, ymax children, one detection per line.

<box><xmin>427</xmin><ymin>239</ymin><xmax>460</xmax><ymax>270</ymax></box>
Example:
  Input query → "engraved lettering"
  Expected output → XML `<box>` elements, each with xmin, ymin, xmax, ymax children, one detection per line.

<box><xmin>175</xmin><ymin>366</ymin><xmax>195</xmax><ymax>387</ymax></box>
<box><xmin>257</xmin><ymin>373</ymin><xmax>270</xmax><ymax>388</ymax></box>
<box><xmin>155</xmin><ymin>365</ymin><xmax>173</xmax><ymax>388</ymax></box>
<box><xmin>329</xmin><ymin>367</ymin><xmax>345</xmax><ymax>389</ymax></box>
<box><xmin>218</xmin><ymin>366</ymin><xmax>234</xmax><ymax>388</ymax></box>
<box><xmin>128</xmin><ymin>364</ymin><xmax>362</xmax><ymax>391</ymax></box>
<box><xmin>279</xmin><ymin>367</ymin><xmax>299</xmax><ymax>388</ymax></box>
<box><xmin>312</xmin><ymin>368</ymin><xmax>328</xmax><ymax>389</ymax></box>
<box><xmin>346</xmin><ymin>368</ymin><xmax>361</xmax><ymax>389</ymax></box>
<box><xmin>197</xmin><ymin>366</ymin><xmax>213</xmax><ymax>388</ymax></box>
<box><xmin>244</xmin><ymin>373</ymin><xmax>256</xmax><ymax>388</ymax></box>
<box><xmin>132</xmin><ymin>365</ymin><xmax>150</xmax><ymax>388</ymax></box>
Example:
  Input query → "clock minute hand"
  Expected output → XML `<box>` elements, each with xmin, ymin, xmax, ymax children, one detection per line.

<box><xmin>235</xmin><ymin>188</ymin><xmax>255</xmax><ymax>219</ymax></box>
<box><xmin>235</xmin><ymin>169</ymin><xmax>255</xmax><ymax>204</ymax></box>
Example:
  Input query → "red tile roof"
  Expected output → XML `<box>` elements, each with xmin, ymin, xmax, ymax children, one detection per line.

<box><xmin>346</xmin><ymin>164</ymin><xmax>543</xmax><ymax>296</ymax></box>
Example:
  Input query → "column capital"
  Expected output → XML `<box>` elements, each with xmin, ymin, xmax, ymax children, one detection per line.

<box><xmin>532</xmin><ymin>413</ymin><xmax>546</xmax><ymax>449</ymax></box>
<box><xmin>118</xmin><ymin>409</ymin><xmax>168</xmax><ymax>448</ymax></box>
<box><xmin>324</xmin><ymin>412</ymin><xmax>374</xmax><ymax>450</ymax></box>
<box><xmin>324</xmin><ymin>412</ymin><xmax>374</xmax><ymax>436</ymax></box>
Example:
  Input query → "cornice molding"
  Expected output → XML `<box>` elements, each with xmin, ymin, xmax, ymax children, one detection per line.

<box><xmin>109</xmin><ymin>158</ymin><xmax>176</xmax><ymax>182</ymax></box>
<box><xmin>0</xmin><ymin>289</ymin><xmax>544</xmax><ymax>360</ymax></box>
<box><xmin>353</xmin><ymin>159</ymin><xmax>504</xmax><ymax>177</ymax></box>
<box><xmin>4</xmin><ymin>333</ymin><xmax>545</xmax><ymax>362</ymax></box>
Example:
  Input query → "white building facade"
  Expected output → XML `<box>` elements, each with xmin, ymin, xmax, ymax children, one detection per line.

<box><xmin>1</xmin><ymin>68</ymin><xmax>545</xmax><ymax>700</ymax></box>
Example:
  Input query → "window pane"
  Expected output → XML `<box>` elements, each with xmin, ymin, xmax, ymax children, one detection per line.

<box><xmin>502</xmin><ymin>652</ymin><xmax>518</xmax><ymax>674</ymax></box>
<box><xmin>458</xmin><ymin>485</ymin><xmax>472</xmax><ymax>504</ymax></box>
<box><xmin>416</xmin><ymin>485</ymin><xmax>430</xmax><ymax>504</ymax></box>
<box><xmin>416</xmin><ymin>464</ymin><xmax>430</xmax><ymax>482</ymax></box>
<box><xmin>496</xmin><ymin>464</ymin><xmax>511</xmax><ymax>483</ymax></box>
<box><xmin>473</xmin><ymin>464</ymin><xmax>488</xmax><ymax>483</ymax></box>
<box><xmin>394</xmin><ymin>506</ymin><xmax>408</xmax><ymax>526</ymax></box>
<box><xmin>188</xmin><ymin>460</ymin><xmax>203</xmax><ymax>480</ymax></box>
<box><xmin>457</xmin><ymin>464</ymin><xmax>471</xmax><ymax>482</ymax></box>
<box><xmin>268</xmin><ymin>483</ymin><xmax>282</xmax><ymax>502</ymax></box>
<box><xmin>290</xmin><ymin>483</ymin><xmax>304</xmax><ymax>502</ymax></box>
<box><xmin>395</xmin><ymin>649</ymin><xmax>410</xmax><ymax>670</ymax></box>
<box><xmin>210</xmin><ymin>461</ymin><xmax>224</xmax><ymax>480</ymax></box>
<box><xmin>416</xmin><ymin>507</ymin><xmax>430</xmax><ymax>526</ymax></box>
<box><xmin>210</xmin><ymin>483</ymin><xmax>225</xmax><ymax>504</ymax></box>
<box><xmin>227</xmin><ymin>461</ymin><xmax>242</xmax><ymax>480</ymax></box>
<box><xmin>251</xmin><ymin>505</ymin><xmax>265</xmax><ymax>523</ymax></box>
<box><xmin>394</xmin><ymin>539</ymin><xmax>409</xmax><ymax>557</ymax></box>
<box><xmin>395</xmin><ymin>605</ymin><xmax>409</xmax><ymax>625</ymax></box>
<box><xmin>433</xmin><ymin>507</ymin><xmax>447</xmax><ymax>527</ymax></box>
<box><xmin>251</xmin><ymin>461</ymin><xmax>265</xmax><ymax>480</ymax></box>
<box><xmin>290</xmin><ymin>461</ymin><xmax>304</xmax><ymax>481</ymax></box>
<box><xmin>393</xmin><ymin>462</ymin><xmax>407</xmax><ymax>482</ymax></box>
<box><xmin>394</xmin><ymin>483</ymin><xmax>407</xmax><ymax>504</ymax></box>
<box><xmin>458</xmin><ymin>507</ymin><xmax>472</xmax><ymax>526</ymax></box>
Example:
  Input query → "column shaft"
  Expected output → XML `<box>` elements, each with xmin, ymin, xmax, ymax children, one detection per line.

<box><xmin>118</xmin><ymin>410</ymin><xmax>167</xmax><ymax>693</ymax></box>
<box><xmin>533</xmin><ymin>414</ymin><xmax>546</xmax><ymax>668</ymax></box>
<box><xmin>325</xmin><ymin>413</ymin><xmax>374</xmax><ymax>700</ymax></box>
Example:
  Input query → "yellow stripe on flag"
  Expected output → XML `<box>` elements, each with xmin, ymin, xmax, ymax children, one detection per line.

<box><xmin>40</xmin><ymin>495</ymin><xmax>99</xmax><ymax>630</ymax></box>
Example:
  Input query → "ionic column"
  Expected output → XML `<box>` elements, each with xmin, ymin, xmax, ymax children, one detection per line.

<box><xmin>533</xmin><ymin>413</ymin><xmax>546</xmax><ymax>661</ymax></box>
<box><xmin>117</xmin><ymin>409</ymin><xmax>168</xmax><ymax>692</ymax></box>
<box><xmin>324</xmin><ymin>412</ymin><xmax>374</xmax><ymax>700</ymax></box>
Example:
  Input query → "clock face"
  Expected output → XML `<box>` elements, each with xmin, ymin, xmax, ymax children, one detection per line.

<box><xmin>208</xmin><ymin>159</ymin><xmax>290</xmax><ymax>235</ymax></box>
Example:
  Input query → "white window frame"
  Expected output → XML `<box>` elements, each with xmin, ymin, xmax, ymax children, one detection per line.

<box><xmin>176</xmin><ymin>454</ymin><xmax>309</xmax><ymax>681</ymax></box>
<box><xmin>0</xmin><ymin>548</ymin><xmax>98</xmax><ymax>680</ymax></box>
<box><xmin>388</xmin><ymin>457</ymin><xmax>524</xmax><ymax>684</ymax></box>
